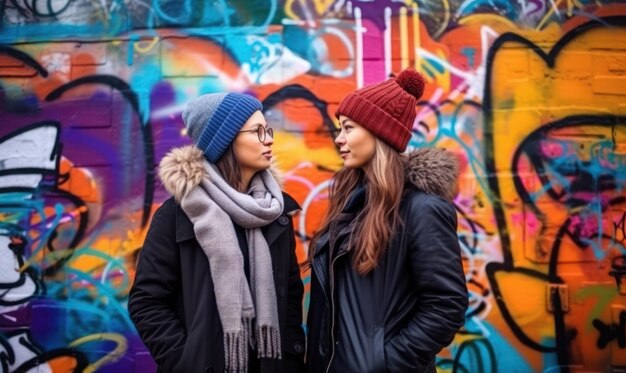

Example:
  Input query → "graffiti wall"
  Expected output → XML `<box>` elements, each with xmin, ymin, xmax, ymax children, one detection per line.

<box><xmin>1</xmin><ymin>0</ymin><xmax>625</xmax><ymax>372</ymax></box>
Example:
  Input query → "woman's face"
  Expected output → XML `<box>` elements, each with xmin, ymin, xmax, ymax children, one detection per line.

<box><xmin>335</xmin><ymin>115</ymin><xmax>377</xmax><ymax>169</ymax></box>
<box><xmin>233</xmin><ymin>110</ymin><xmax>274</xmax><ymax>173</ymax></box>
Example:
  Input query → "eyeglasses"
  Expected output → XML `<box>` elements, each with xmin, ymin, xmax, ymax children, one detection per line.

<box><xmin>238</xmin><ymin>126</ymin><xmax>274</xmax><ymax>143</ymax></box>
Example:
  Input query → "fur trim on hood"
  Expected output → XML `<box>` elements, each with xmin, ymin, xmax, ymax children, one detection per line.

<box><xmin>158</xmin><ymin>145</ymin><xmax>284</xmax><ymax>202</ymax></box>
<box><xmin>404</xmin><ymin>147</ymin><xmax>459</xmax><ymax>201</ymax></box>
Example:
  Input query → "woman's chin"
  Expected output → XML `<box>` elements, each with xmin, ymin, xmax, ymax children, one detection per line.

<box><xmin>256</xmin><ymin>161</ymin><xmax>272</xmax><ymax>171</ymax></box>
<box><xmin>342</xmin><ymin>159</ymin><xmax>360</xmax><ymax>169</ymax></box>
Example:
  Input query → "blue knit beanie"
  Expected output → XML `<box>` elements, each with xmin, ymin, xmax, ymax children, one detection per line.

<box><xmin>182</xmin><ymin>92</ymin><xmax>263</xmax><ymax>163</ymax></box>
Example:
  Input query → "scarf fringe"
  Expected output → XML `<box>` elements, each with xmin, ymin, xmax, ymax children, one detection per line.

<box><xmin>256</xmin><ymin>325</ymin><xmax>282</xmax><ymax>360</ymax></box>
<box><xmin>224</xmin><ymin>320</ymin><xmax>282</xmax><ymax>371</ymax></box>
<box><xmin>244</xmin><ymin>318</ymin><xmax>253</xmax><ymax>349</ymax></box>
<box><xmin>224</xmin><ymin>328</ymin><xmax>249</xmax><ymax>373</ymax></box>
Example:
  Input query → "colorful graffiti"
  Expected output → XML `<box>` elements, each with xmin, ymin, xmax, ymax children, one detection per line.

<box><xmin>1</xmin><ymin>0</ymin><xmax>625</xmax><ymax>372</ymax></box>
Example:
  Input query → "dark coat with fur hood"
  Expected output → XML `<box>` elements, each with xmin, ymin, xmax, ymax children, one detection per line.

<box><xmin>306</xmin><ymin>148</ymin><xmax>468</xmax><ymax>373</ymax></box>
<box><xmin>128</xmin><ymin>146</ymin><xmax>305</xmax><ymax>373</ymax></box>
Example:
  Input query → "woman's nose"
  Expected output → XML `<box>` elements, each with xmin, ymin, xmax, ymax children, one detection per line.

<box><xmin>335</xmin><ymin>132</ymin><xmax>345</xmax><ymax>146</ymax></box>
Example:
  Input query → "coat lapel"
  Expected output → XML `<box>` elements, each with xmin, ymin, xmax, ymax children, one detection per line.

<box><xmin>264</xmin><ymin>191</ymin><xmax>301</xmax><ymax>247</ymax></box>
<box><xmin>175</xmin><ymin>204</ymin><xmax>195</xmax><ymax>243</ymax></box>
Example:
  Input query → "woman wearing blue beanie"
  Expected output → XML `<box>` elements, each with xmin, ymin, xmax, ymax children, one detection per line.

<box><xmin>129</xmin><ymin>92</ymin><xmax>305</xmax><ymax>373</ymax></box>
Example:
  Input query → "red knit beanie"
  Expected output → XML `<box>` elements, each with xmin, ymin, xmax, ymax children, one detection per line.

<box><xmin>335</xmin><ymin>68</ymin><xmax>426</xmax><ymax>152</ymax></box>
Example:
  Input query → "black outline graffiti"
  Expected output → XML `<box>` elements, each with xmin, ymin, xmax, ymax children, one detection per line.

<box><xmin>261</xmin><ymin>83</ymin><xmax>336</xmax><ymax>134</ymax></box>
<box><xmin>0</xmin><ymin>121</ymin><xmax>89</xmax><ymax>275</ymax></box>
<box><xmin>454</xmin><ymin>337</ymin><xmax>497</xmax><ymax>373</ymax></box>
<box><xmin>0</xmin><ymin>329</ymin><xmax>89</xmax><ymax>373</ymax></box>
<box><xmin>45</xmin><ymin>74</ymin><xmax>155</xmax><ymax>227</ymax></box>
<box><xmin>486</xmin><ymin>116</ymin><xmax>626</xmax><ymax>365</ymax></box>
<box><xmin>592</xmin><ymin>311</ymin><xmax>626</xmax><ymax>349</ymax></box>
<box><xmin>609</xmin><ymin>255</ymin><xmax>626</xmax><ymax>294</ymax></box>
<box><xmin>482</xmin><ymin>15</ymin><xmax>626</xmax><ymax>372</ymax></box>
<box><xmin>512</xmin><ymin>116</ymin><xmax>626</xmax><ymax>274</ymax></box>
<box><xmin>0</xmin><ymin>45</ymin><xmax>48</xmax><ymax>77</ymax></box>
<box><xmin>413</xmin><ymin>101</ymin><xmax>441</xmax><ymax>143</ymax></box>
<box><xmin>24</xmin><ymin>0</ymin><xmax>73</xmax><ymax>19</ymax></box>
<box><xmin>0</xmin><ymin>121</ymin><xmax>61</xmax><ymax>194</ymax></box>
<box><xmin>436</xmin><ymin>337</ymin><xmax>497</xmax><ymax>373</ymax></box>
<box><xmin>0</xmin><ymin>234</ymin><xmax>43</xmax><ymax>307</ymax></box>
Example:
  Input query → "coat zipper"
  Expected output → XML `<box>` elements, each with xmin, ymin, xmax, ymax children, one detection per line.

<box><xmin>325</xmin><ymin>250</ymin><xmax>348</xmax><ymax>373</ymax></box>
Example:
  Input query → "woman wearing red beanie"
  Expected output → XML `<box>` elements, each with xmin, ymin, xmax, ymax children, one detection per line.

<box><xmin>306</xmin><ymin>69</ymin><xmax>468</xmax><ymax>373</ymax></box>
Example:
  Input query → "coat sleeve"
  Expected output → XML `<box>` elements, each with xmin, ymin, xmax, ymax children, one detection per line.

<box><xmin>384</xmin><ymin>195</ymin><xmax>468</xmax><ymax>371</ymax></box>
<box><xmin>282</xmin><ymin>215</ymin><xmax>306</xmax><ymax>371</ymax></box>
<box><xmin>128</xmin><ymin>200</ymin><xmax>187</xmax><ymax>372</ymax></box>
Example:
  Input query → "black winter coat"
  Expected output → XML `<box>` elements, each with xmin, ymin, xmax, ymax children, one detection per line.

<box><xmin>128</xmin><ymin>145</ymin><xmax>305</xmax><ymax>373</ymax></box>
<box><xmin>129</xmin><ymin>195</ymin><xmax>305</xmax><ymax>373</ymax></box>
<box><xmin>306</xmin><ymin>148</ymin><xmax>468</xmax><ymax>373</ymax></box>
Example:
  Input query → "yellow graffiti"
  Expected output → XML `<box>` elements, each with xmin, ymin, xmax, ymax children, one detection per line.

<box><xmin>536</xmin><ymin>0</ymin><xmax>595</xmax><ymax>29</ymax></box>
<box><xmin>273</xmin><ymin>131</ymin><xmax>342</xmax><ymax>172</ymax></box>
<box><xmin>420</xmin><ymin>49</ymin><xmax>451</xmax><ymax>91</ymax></box>
<box><xmin>400</xmin><ymin>7</ymin><xmax>410</xmax><ymax>69</ymax></box>
<box><xmin>283</xmin><ymin>0</ymin><xmax>299</xmax><ymax>20</ymax></box>
<box><xmin>566</xmin><ymin>0</ymin><xmax>587</xmax><ymax>16</ymax></box>
<box><xmin>19</xmin><ymin>248</ymin><xmax>74</xmax><ymax>273</ymax></box>
<box><xmin>69</xmin><ymin>333</ymin><xmax>128</xmax><ymax>373</ymax></box>
<box><xmin>412</xmin><ymin>2</ymin><xmax>421</xmax><ymax>70</ymax></box>
<box><xmin>458</xmin><ymin>14</ymin><xmax>518</xmax><ymax>30</ymax></box>
<box><xmin>536</xmin><ymin>0</ymin><xmax>564</xmax><ymax>29</ymax></box>
<box><xmin>313</xmin><ymin>0</ymin><xmax>335</xmax><ymax>15</ymax></box>
<box><xmin>284</xmin><ymin>0</ymin><xmax>336</xmax><ymax>20</ymax></box>
<box><xmin>134</xmin><ymin>37</ymin><xmax>160</xmax><ymax>54</ymax></box>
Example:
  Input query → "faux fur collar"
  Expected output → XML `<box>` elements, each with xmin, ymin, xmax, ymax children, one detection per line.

<box><xmin>158</xmin><ymin>145</ymin><xmax>284</xmax><ymax>202</ymax></box>
<box><xmin>403</xmin><ymin>147</ymin><xmax>458</xmax><ymax>201</ymax></box>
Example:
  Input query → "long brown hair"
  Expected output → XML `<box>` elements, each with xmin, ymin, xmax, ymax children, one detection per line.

<box><xmin>308</xmin><ymin>139</ymin><xmax>405</xmax><ymax>275</ymax></box>
<box><xmin>216</xmin><ymin>144</ymin><xmax>244</xmax><ymax>192</ymax></box>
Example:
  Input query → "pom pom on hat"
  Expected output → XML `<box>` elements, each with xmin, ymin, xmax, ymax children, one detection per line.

<box><xmin>395</xmin><ymin>68</ymin><xmax>425</xmax><ymax>99</ymax></box>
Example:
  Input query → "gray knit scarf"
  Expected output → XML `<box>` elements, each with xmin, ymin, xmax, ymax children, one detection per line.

<box><xmin>179</xmin><ymin>162</ymin><xmax>284</xmax><ymax>372</ymax></box>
